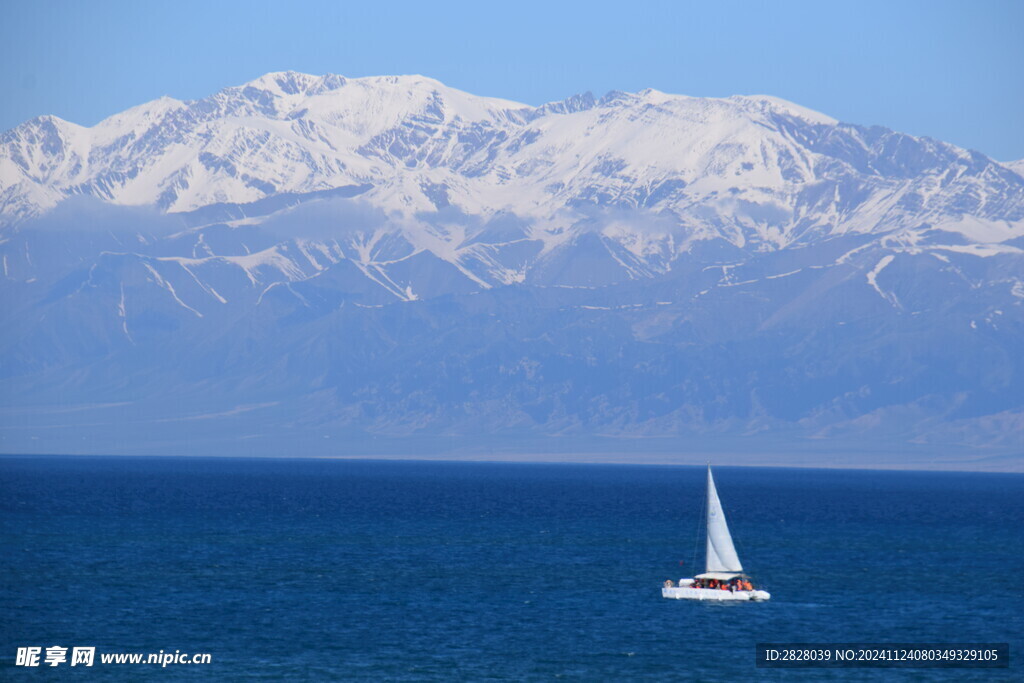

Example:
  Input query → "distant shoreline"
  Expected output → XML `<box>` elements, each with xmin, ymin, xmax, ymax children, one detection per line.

<box><xmin>2</xmin><ymin>452</ymin><xmax>1021</xmax><ymax>474</ymax></box>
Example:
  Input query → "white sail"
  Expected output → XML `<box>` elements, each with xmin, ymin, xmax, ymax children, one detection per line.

<box><xmin>705</xmin><ymin>466</ymin><xmax>743</xmax><ymax>574</ymax></box>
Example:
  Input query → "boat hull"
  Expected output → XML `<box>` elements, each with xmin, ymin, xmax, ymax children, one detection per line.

<box><xmin>662</xmin><ymin>586</ymin><xmax>770</xmax><ymax>601</ymax></box>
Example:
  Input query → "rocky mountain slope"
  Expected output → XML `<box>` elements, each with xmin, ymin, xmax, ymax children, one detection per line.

<box><xmin>1</xmin><ymin>72</ymin><xmax>1021</xmax><ymax>467</ymax></box>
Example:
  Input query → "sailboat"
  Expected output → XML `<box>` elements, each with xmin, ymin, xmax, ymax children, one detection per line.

<box><xmin>661</xmin><ymin>465</ymin><xmax>771</xmax><ymax>602</ymax></box>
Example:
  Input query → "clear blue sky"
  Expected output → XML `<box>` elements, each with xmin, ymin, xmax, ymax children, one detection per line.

<box><xmin>2</xmin><ymin>0</ymin><xmax>1022</xmax><ymax>160</ymax></box>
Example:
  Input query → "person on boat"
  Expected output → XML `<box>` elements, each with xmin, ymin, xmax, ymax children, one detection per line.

<box><xmin>743</xmin><ymin>580</ymin><xmax>753</xmax><ymax>591</ymax></box>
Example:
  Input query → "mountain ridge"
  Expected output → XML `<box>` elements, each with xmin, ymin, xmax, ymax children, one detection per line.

<box><xmin>6</xmin><ymin>72</ymin><xmax>1020</xmax><ymax>244</ymax></box>
<box><xmin>1</xmin><ymin>72</ymin><xmax>1021</xmax><ymax>466</ymax></box>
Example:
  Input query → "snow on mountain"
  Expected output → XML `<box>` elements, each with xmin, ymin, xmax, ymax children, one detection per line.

<box><xmin>1</xmin><ymin>72</ymin><xmax>524</xmax><ymax>217</ymax></box>
<box><xmin>2</xmin><ymin>73</ymin><xmax>1023</xmax><ymax>463</ymax></box>
<box><xmin>4</xmin><ymin>71</ymin><xmax>1022</xmax><ymax>258</ymax></box>
<box><xmin>1004</xmin><ymin>158</ymin><xmax>1024</xmax><ymax>178</ymax></box>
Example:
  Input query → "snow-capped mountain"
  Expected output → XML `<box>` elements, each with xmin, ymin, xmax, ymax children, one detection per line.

<box><xmin>5</xmin><ymin>71</ymin><xmax>1023</xmax><ymax>246</ymax></box>
<box><xmin>1</xmin><ymin>72</ymin><xmax>1022</xmax><ymax>467</ymax></box>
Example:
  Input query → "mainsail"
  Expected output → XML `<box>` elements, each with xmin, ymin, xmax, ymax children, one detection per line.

<box><xmin>705</xmin><ymin>465</ymin><xmax>743</xmax><ymax>573</ymax></box>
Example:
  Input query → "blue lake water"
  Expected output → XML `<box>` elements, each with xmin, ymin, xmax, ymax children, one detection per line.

<box><xmin>1</xmin><ymin>456</ymin><xmax>1021</xmax><ymax>680</ymax></box>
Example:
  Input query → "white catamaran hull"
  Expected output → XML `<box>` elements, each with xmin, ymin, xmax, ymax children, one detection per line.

<box><xmin>662</xmin><ymin>586</ymin><xmax>771</xmax><ymax>601</ymax></box>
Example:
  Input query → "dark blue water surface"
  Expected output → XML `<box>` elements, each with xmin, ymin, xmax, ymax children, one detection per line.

<box><xmin>1</xmin><ymin>457</ymin><xmax>1021</xmax><ymax>680</ymax></box>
